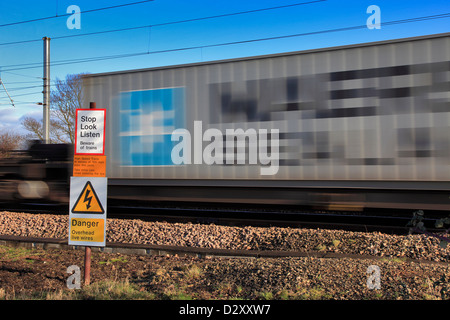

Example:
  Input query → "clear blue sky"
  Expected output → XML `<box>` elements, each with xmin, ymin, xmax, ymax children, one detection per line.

<box><xmin>0</xmin><ymin>0</ymin><xmax>449</xmax><ymax>135</ymax></box>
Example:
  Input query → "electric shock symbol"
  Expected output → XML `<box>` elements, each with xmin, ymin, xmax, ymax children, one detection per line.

<box><xmin>84</xmin><ymin>189</ymin><xmax>93</xmax><ymax>209</ymax></box>
<box><xmin>71</xmin><ymin>181</ymin><xmax>105</xmax><ymax>214</ymax></box>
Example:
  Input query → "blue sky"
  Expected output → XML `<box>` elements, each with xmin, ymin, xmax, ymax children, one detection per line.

<box><xmin>0</xmin><ymin>0</ymin><xmax>449</xmax><ymax>135</ymax></box>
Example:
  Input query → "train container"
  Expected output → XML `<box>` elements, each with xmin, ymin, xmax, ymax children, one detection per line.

<box><xmin>82</xmin><ymin>32</ymin><xmax>450</xmax><ymax>210</ymax></box>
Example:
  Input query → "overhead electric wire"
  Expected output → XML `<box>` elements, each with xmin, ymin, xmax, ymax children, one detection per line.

<box><xmin>0</xmin><ymin>0</ymin><xmax>154</xmax><ymax>28</ymax></box>
<box><xmin>1</xmin><ymin>91</ymin><xmax>42</xmax><ymax>98</ymax></box>
<box><xmin>0</xmin><ymin>0</ymin><xmax>327</xmax><ymax>48</ymax></box>
<box><xmin>1</xmin><ymin>80</ymin><xmax>41</xmax><ymax>84</ymax></box>
<box><xmin>1</xmin><ymin>71</ymin><xmax>42</xmax><ymax>79</ymax></box>
<box><xmin>1</xmin><ymin>12</ymin><xmax>450</xmax><ymax>74</ymax></box>
<box><xmin>0</xmin><ymin>101</ymin><xmax>37</xmax><ymax>105</ymax></box>
<box><xmin>7</xmin><ymin>85</ymin><xmax>42</xmax><ymax>92</ymax></box>
<box><xmin>0</xmin><ymin>1</ymin><xmax>327</xmax><ymax>92</ymax></box>
<box><xmin>51</xmin><ymin>0</ymin><xmax>328</xmax><ymax>38</ymax></box>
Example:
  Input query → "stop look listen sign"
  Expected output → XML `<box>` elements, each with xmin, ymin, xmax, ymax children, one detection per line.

<box><xmin>75</xmin><ymin>109</ymin><xmax>106</xmax><ymax>155</ymax></box>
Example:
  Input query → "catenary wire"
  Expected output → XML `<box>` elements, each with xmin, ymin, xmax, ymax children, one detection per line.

<box><xmin>1</xmin><ymin>12</ymin><xmax>449</xmax><ymax>73</ymax></box>
<box><xmin>0</xmin><ymin>0</ymin><xmax>155</xmax><ymax>28</ymax></box>
<box><xmin>0</xmin><ymin>0</ymin><xmax>327</xmax><ymax>48</ymax></box>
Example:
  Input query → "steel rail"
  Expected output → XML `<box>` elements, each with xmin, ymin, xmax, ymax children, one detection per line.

<box><xmin>0</xmin><ymin>201</ymin><xmax>443</xmax><ymax>234</ymax></box>
<box><xmin>0</xmin><ymin>234</ymin><xmax>448</xmax><ymax>266</ymax></box>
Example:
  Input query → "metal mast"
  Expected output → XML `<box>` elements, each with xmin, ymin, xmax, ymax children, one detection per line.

<box><xmin>43</xmin><ymin>37</ymin><xmax>50</xmax><ymax>143</ymax></box>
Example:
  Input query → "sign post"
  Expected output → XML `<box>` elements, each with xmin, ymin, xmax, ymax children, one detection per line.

<box><xmin>69</xmin><ymin>102</ymin><xmax>107</xmax><ymax>285</ymax></box>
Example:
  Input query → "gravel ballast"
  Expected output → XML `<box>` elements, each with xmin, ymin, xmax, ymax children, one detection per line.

<box><xmin>0</xmin><ymin>211</ymin><xmax>449</xmax><ymax>262</ymax></box>
<box><xmin>0</xmin><ymin>211</ymin><xmax>449</xmax><ymax>300</ymax></box>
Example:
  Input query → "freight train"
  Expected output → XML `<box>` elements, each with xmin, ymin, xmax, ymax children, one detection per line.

<box><xmin>2</xmin><ymin>32</ymin><xmax>450</xmax><ymax>211</ymax></box>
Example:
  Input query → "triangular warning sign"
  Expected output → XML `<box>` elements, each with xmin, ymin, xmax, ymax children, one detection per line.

<box><xmin>71</xmin><ymin>181</ymin><xmax>105</xmax><ymax>214</ymax></box>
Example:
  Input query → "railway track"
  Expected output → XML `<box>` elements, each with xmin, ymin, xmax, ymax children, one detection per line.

<box><xmin>0</xmin><ymin>205</ymin><xmax>449</xmax><ymax>264</ymax></box>
<box><xmin>1</xmin><ymin>234</ymin><xmax>448</xmax><ymax>266</ymax></box>
<box><xmin>0</xmin><ymin>200</ymin><xmax>445</xmax><ymax>235</ymax></box>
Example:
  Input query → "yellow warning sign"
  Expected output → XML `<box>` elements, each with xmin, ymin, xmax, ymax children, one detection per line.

<box><xmin>69</xmin><ymin>218</ymin><xmax>105</xmax><ymax>243</ymax></box>
<box><xmin>71</xmin><ymin>181</ymin><xmax>105</xmax><ymax>214</ymax></box>
<box><xmin>73</xmin><ymin>155</ymin><xmax>106</xmax><ymax>177</ymax></box>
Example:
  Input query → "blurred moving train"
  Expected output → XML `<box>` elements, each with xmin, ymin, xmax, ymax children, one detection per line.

<box><xmin>0</xmin><ymin>141</ymin><xmax>72</xmax><ymax>202</ymax></box>
<box><xmin>2</xmin><ymin>32</ymin><xmax>449</xmax><ymax>211</ymax></box>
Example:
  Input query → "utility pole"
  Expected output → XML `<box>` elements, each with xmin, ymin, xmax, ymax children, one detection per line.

<box><xmin>43</xmin><ymin>37</ymin><xmax>50</xmax><ymax>144</ymax></box>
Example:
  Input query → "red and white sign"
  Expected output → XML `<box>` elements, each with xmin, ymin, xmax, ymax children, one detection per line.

<box><xmin>75</xmin><ymin>109</ymin><xmax>106</xmax><ymax>155</ymax></box>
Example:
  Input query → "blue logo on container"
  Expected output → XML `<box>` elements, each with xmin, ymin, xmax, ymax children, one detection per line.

<box><xmin>118</xmin><ymin>88</ymin><xmax>185</xmax><ymax>166</ymax></box>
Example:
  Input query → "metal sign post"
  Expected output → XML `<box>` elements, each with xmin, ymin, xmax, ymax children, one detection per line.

<box><xmin>43</xmin><ymin>37</ymin><xmax>50</xmax><ymax>144</ymax></box>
